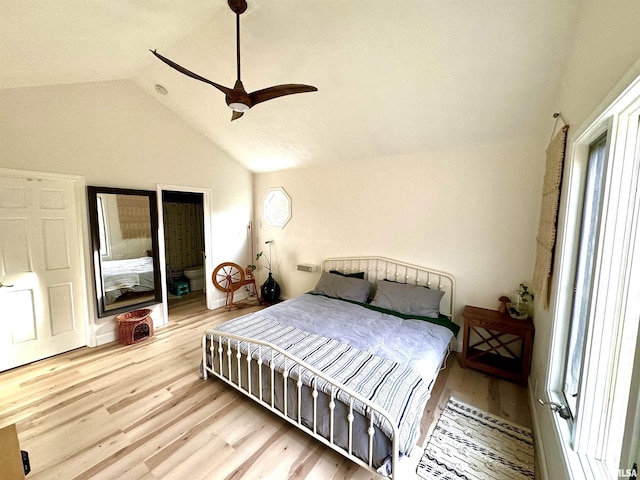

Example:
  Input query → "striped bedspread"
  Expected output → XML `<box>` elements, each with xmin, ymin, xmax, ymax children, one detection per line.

<box><xmin>210</xmin><ymin>314</ymin><xmax>431</xmax><ymax>455</ymax></box>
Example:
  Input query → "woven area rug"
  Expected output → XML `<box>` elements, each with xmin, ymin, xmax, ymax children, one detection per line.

<box><xmin>417</xmin><ymin>397</ymin><xmax>534</xmax><ymax>480</ymax></box>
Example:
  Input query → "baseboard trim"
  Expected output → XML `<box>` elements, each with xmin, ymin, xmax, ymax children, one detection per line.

<box><xmin>528</xmin><ymin>376</ymin><xmax>550</xmax><ymax>480</ymax></box>
<box><xmin>96</xmin><ymin>331</ymin><xmax>117</xmax><ymax>346</ymax></box>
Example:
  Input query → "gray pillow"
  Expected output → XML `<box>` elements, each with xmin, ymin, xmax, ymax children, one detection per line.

<box><xmin>311</xmin><ymin>271</ymin><xmax>371</xmax><ymax>303</ymax></box>
<box><xmin>371</xmin><ymin>280</ymin><xmax>444</xmax><ymax>318</ymax></box>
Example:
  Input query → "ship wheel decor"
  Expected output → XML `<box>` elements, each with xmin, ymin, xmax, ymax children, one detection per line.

<box><xmin>212</xmin><ymin>262</ymin><xmax>261</xmax><ymax>310</ymax></box>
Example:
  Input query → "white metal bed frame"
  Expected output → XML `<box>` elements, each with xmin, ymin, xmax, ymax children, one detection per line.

<box><xmin>201</xmin><ymin>256</ymin><xmax>455</xmax><ymax>477</ymax></box>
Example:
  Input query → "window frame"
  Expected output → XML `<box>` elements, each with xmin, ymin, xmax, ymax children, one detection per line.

<box><xmin>96</xmin><ymin>194</ymin><xmax>111</xmax><ymax>259</ymax></box>
<box><xmin>545</xmin><ymin>74</ymin><xmax>640</xmax><ymax>480</ymax></box>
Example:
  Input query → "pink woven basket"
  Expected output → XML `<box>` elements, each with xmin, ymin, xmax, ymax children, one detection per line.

<box><xmin>116</xmin><ymin>308</ymin><xmax>153</xmax><ymax>345</ymax></box>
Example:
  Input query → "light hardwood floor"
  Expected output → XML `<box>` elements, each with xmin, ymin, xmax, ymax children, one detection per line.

<box><xmin>0</xmin><ymin>294</ymin><xmax>532</xmax><ymax>480</ymax></box>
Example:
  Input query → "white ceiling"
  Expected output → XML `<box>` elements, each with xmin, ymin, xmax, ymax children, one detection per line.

<box><xmin>0</xmin><ymin>0</ymin><xmax>580</xmax><ymax>172</ymax></box>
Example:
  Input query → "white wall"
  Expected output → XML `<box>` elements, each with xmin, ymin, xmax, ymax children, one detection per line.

<box><xmin>0</xmin><ymin>79</ymin><xmax>254</xmax><ymax>343</ymax></box>
<box><xmin>253</xmin><ymin>137</ymin><xmax>546</xmax><ymax>344</ymax></box>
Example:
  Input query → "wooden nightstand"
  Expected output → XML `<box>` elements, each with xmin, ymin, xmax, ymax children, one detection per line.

<box><xmin>0</xmin><ymin>424</ymin><xmax>26</xmax><ymax>480</ymax></box>
<box><xmin>461</xmin><ymin>305</ymin><xmax>534</xmax><ymax>386</ymax></box>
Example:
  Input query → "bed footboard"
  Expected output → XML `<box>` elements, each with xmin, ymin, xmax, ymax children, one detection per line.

<box><xmin>201</xmin><ymin>329</ymin><xmax>400</xmax><ymax>477</ymax></box>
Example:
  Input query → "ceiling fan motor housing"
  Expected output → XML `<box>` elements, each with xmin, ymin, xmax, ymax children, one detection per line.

<box><xmin>226</xmin><ymin>80</ymin><xmax>252</xmax><ymax>112</ymax></box>
<box><xmin>228</xmin><ymin>0</ymin><xmax>248</xmax><ymax>15</ymax></box>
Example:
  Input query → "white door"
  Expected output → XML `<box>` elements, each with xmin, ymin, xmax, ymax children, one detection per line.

<box><xmin>0</xmin><ymin>173</ymin><xmax>87</xmax><ymax>371</ymax></box>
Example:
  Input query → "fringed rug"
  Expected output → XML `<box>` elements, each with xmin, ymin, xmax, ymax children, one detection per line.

<box><xmin>417</xmin><ymin>397</ymin><xmax>534</xmax><ymax>480</ymax></box>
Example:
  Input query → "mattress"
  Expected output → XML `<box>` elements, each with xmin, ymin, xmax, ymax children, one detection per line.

<box><xmin>255</xmin><ymin>293</ymin><xmax>454</xmax><ymax>385</ymax></box>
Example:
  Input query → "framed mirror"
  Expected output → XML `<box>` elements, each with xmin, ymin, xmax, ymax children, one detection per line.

<box><xmin>87</xmin><ymin>186</ymin><xmax>162</xmax><ymax>317</ymax></box>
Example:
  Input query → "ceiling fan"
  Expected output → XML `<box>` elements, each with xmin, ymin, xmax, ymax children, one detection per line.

<box><xmin>150</xmin><ymin>0</ymin><xmax>317</xmax><ymax>121</ymax></box>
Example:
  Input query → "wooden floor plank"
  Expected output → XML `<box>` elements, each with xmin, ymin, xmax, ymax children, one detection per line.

<box><xmin>0</xmin><ymin>297</ymin><xmax>532</xmax><ymax>479</ymax></box>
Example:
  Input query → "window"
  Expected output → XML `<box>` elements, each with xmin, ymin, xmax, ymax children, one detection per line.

<box><xmin>562</xmin><ymin>134</ymin><xmax>607</xmax><ymax>418</ymax></box>
<box><xmin>96</xmin><ymin>195</ymin><xmax>110</xmax><ymax>258</ymax></box>
<box><xmin>263</xmin><ymin>187</ymin><xmax>292</xmax><ymax>228</ymax></box>
<box><xmin>548</xmin><ymin>74</ymin><xmax>640</xmax><ymax>480</ymax></box>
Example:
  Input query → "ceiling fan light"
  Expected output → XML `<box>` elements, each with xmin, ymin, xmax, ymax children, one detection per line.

<box><xmin>229</xmin><ymin>102</ymin><xmax>250</xmax><ymax>112</ymax></box>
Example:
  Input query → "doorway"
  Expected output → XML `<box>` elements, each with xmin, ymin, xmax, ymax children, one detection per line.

<box><xmin>161</xmin><ymin>190</ymin><xmax>206</xmax><ymax>309</ymax></box>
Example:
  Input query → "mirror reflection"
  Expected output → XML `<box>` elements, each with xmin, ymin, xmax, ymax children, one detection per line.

<box><xmin>88</xmin><ymin>187</ymin><xmax>161</xmax><ymax>317</ymax></box>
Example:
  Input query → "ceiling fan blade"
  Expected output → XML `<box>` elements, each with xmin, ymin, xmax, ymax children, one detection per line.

<box><xmin>249</xmin><ymin>84</ymin><xmax>318</xmax><ymax>107</ymax></box>
<box><xmin>150</xmin><ymin>50</ymin><xmax>233</xmax><ymax>96</ymax></box>
<box><xmin>231</xmin><ymin>110</ymin><xmax>244</xmax><ymax>121</ymax></box>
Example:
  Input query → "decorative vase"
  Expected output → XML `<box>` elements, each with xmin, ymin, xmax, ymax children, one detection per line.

<box><xmin>509</xmin><ymin>284</ymin><xmax>534</xmax><ymax>320</ymax></box>
<box><xmin>261</xmin><ymin>272</ymin><xmax>281</xmax><ymax>302</ymax></box>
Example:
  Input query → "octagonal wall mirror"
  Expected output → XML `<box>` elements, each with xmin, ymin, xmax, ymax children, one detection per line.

<box><xmin>87</xmin><ymin>186</ymin><xmax>162</xmax><ymax>317</ymax></box>
<box><xmin>263</xmin><ymin>187</ymin><xmax>291</xmax><ymax>228</ymax></box>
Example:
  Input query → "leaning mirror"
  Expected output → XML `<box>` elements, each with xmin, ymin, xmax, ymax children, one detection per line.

<box><xmin>87</xmin><ymin>187</ymin><xmax>162</xmax><ymax>317</ymax></box>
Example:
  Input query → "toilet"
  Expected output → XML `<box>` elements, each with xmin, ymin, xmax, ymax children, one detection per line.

<box><xmin>183</xmin><ymin>265</ymin><xmax>205</xmax><ymax>292</ymax></box>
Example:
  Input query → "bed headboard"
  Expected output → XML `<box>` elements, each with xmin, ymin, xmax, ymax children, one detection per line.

<box><xmin>320</xmin><ymin>256</ymin><xmax>455</xmax><ymax>320</ymax></box>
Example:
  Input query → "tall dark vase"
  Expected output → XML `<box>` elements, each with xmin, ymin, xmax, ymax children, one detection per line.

<box><xmin>261</xmin><ymin>272</ymin><xmax>281</xmax><ymax>303</ymax></box>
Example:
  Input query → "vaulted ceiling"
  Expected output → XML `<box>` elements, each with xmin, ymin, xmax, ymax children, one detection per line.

<box><xmin>0</xmin><ymin>0</ymin><xmax>580</xmax><ymax>172</ymax></box>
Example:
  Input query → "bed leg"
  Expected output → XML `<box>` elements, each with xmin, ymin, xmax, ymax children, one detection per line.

<box><xmin>201</xmin><ymin>335</ymin><xmax>208</xmax><ymax>380</ymax></box>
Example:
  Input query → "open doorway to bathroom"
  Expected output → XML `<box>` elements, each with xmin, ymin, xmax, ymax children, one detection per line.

<box><xmin>162</xmin><ymin>190</ymin><xmax>206</xmax><ymax>308</ymax></box>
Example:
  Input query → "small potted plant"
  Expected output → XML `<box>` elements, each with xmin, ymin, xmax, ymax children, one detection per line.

<box><xmin>509</xmin><ymin>284</ymin><xmax>534</xmax><ymax>320</ymax></box>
